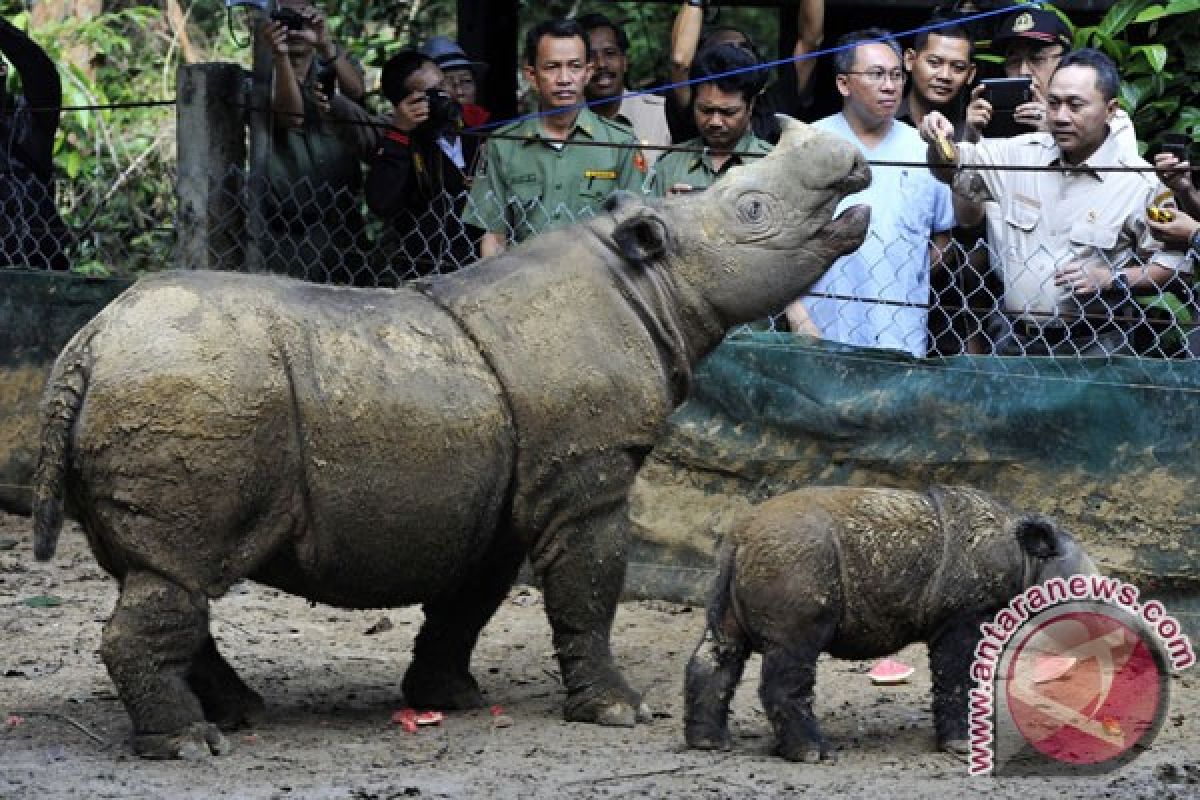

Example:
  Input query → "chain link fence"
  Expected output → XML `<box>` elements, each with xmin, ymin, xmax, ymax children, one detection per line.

<box><xmin>5</xmin><ymin>131</ymin><xmax>1197</xmax><ymax>365</ymax></box>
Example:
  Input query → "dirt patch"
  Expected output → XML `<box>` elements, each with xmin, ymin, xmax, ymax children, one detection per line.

<box><xmin>1</xmin><ymin>513</ymin><xmax>1196</xmax><ymax>799</ymax></box>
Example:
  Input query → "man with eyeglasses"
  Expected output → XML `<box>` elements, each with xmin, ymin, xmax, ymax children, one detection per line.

<box><xmin>964</xmin><ymin>8</ymin><xmax>1134</xmax><ymax>151</ymax></box>
<box><xmin>786</xmin><ymin>28</ymin><xmax>955</xmax><ymax>358</ymax></box>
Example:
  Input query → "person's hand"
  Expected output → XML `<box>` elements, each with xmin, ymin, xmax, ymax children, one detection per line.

<box><xmin>312</xmin><ymin>83</ymin><xmax>332</xmax><ymax>116</ymax></box>
<box><xmin>963</xmin><ymin>84</ymin><xmax>990</xmax><ymax>143</ymax></box>
<box><xmin>262</xmin><ymin>20</ymin><xmax>289</xmax><ymax>57</ymax></box>
<box><xmin>1054</xmin><ymin>259</ymin><xmax>1117</xmax><ymax>296</ymax></box>
<box><xmin>1153</xmin><ymin>151</ymin><xmax>1194</xmax><ymax>195</ymax></box>
<box><xmin>304</xmin><ymin>6</ymin><xmax>337</xmax><ymax>61</ymax></box>
<box><xmin>392</xmin><ymin>90</ymin><xmax>430</xmax><ymax>133</ymax></box>
<box><xmin>1147</xmin><ymin>207</ymin><xmax>1198</xmax><ymax>250</ymax></box>
<box><xmin>918</xmin><ymin>110</ymin><xmax>955</xmax><ymax>145</ymax></box>
<box><xmin>1012</xmin><ymin>82</ymin><xmax>1048</xmax><ymax>131</ymax></box>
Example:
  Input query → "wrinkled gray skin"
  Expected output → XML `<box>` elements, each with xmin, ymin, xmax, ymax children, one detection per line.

<box><xmin>684</xmin><ymin>485</ymin><xmax>1096</xmax><ymax>762</ymax></box>
<box><xmin>31</xmin><ymin>117</ymin><xmax>871</xmax><ymax>759</ymax></box>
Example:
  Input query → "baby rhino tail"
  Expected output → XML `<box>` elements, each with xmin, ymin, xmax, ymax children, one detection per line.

<box><xmin>32</xmin><ymin>333</ymin><xmax>92</xmax><ymax>561</ymax></box>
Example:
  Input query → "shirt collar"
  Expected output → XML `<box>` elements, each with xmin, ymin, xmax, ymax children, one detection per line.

<box><xmin>522</xmin><ymin>107</ymin><xmax>598</xmax><ymax>147</ymax></box>
<box><xmin>1047</xmin><ymin>125</ymin><xmax>1124</xmax><ymax>181</ymax></box>
<box><xmin>691</xmin><ymin>129</ymin><xmax>765</xmax><ymax>173</ymax></box>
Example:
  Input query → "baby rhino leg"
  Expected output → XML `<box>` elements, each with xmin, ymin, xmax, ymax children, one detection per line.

<box><xmin>759</xmin><ymin>643</ymin><xmax>833</xmax><ymax>763</ymax></box>
<box><xmin>684</xmin><ymin>613</ymin><xmax>750</xmax><ymax>750</ymax></box>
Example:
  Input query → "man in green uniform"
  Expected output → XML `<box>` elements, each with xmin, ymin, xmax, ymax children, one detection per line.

<box><xmin>466</xmin><ymin>18</ymin><xmax>646</xmax><ymax>257</ymax></box>
<box><xmin>650</xmin><ymin>43</ymin><xmax>772</xmax><ymax>197</ymax></box>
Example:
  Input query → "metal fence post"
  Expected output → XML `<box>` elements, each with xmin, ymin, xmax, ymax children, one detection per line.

<box><xmin>175</xmin><ymin>62</ymin><xmax>247</xmax><ymax>271</ymax></box>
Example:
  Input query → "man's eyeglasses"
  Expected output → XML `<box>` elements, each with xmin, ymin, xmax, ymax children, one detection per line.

<box><xmin>843</xmin><ymin>68</ymin><xmax>906</xmax><ymax>85</ymax></box>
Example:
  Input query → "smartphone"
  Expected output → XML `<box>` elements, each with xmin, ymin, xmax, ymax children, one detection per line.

<box><xmin>1161</xmin><ymin>132</ymin><xmax>1191</xmax><ymax>163</ymax></box>
<box><xmin>981</xmin><ymin>77</ymin><xmax>1033</xmax><ymax>111</ymax></box>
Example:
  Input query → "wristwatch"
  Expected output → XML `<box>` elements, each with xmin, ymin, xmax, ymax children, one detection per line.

<box><xmin>1111</xmin><ymin>271</ymin><xmax>1130</xmax><ymax>293</ymax></box>
<box><xmin>686</xmin><ymin>0</ymin><xmax>707</xmax><ymax>7</ymax></box>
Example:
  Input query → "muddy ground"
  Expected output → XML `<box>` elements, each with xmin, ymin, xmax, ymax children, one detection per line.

<box><xmin>1</xmin><ymin>512</ymin><xmax>1196</xmax><ymax>799</ymax></box>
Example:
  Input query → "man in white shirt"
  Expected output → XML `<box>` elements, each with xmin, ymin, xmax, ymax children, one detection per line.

<box><xmin>922</xmin><ymin>49</ymin><xmax>1190</xmax><ymax>356</ymax></box>
<box><xmin>786</xmin><ymin>28</ymin><xmax>956</xmax><ymax>358</ymax></box>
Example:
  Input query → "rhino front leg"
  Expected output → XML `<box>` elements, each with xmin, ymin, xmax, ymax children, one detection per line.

<box><xmin>402</xmin><ymin>533</ymin><xmax>527</xmax><ymax>710</ymax></box>
<box><xmin>187</xmin><ymin>636</ymin><xmax>265</xmax><ymax>731</ymax></box>
<box><xmin>537</xmin><ymin>505</ymin><xmax>648</xmax><ymax>727</ymax></box>
<box><xmin>930</xmin><ymin>616</ymin><xmax>981</xmax><ymax>756</ymax></box>
<box><xmin>100</xmin><ymin>570</ymin><xmax>230</xmax><ymax>759</ymax></box>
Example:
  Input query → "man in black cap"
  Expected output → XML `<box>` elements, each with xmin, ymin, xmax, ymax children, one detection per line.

<box><xmin>966</xmin><ymin>7</ymin><xmax>1072</xmax><ymax>137</ymax></box>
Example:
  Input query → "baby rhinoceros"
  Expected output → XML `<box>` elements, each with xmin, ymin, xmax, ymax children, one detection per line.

<box><xmin>684</xmin><ymin>485</ymin><xmax>1095</xmax><ymax>762</ymax></box>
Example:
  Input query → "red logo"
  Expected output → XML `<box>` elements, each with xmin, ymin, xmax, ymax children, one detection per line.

<box><xmin>1005</xmin><ymin>610</ymin><xmax>1165</xmax><ymax>766</ymax></box>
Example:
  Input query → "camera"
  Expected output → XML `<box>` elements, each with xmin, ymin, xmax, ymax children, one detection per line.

<box><xmin>270</xmin><ymin>7</ymin><xmax>308</xmax><ymax>30</ymax></box>
<box><xmin>981</xmin><ymin>77</ymin><xmax>1033</xmax><ymax>111</ymax></box>
<box><xmin>417</xmin><ymin>87</ymin><xmax>462</xmax><ymax>136</ymax></box>
<box><xmin>1161</xmin><ymin>133</ymin><xmax>1191</xmax><ymax>164</ymax></box>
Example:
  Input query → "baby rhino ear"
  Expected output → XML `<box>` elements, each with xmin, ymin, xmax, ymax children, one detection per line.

<box><xmin>1015</xmin><ymin>515</ymin><xmax>1064</xmax><ymax>559</ymax></box>
<box><xmin>613</xmin><ymin>209</ymin><xmax>670</xmax><ymax>265</ymax></box>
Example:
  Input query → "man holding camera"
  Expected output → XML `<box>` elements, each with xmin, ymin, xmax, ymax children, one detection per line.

<box><xmin>922</xmin><ymin>49</ymin><xmax>1190</xmax><ymax>356</ymax></box>
<box><xmin>466</xmin><ymin>18</ymin><xmax>645</xmax><ymax>257</ymax></box>
<box><xmin>365</xmin><ymin>51</ymin><xmax>481</xmax><ymax>278</ymax></box>
<box><xmin>963</xmin><ymin>8</ymin><xmax>1135</xmax><ymax>153</ymax></box>
<box><xmin>260</xmin><ymin>0</ymin><xmax>375</xmax><ymax>284</ymax></box>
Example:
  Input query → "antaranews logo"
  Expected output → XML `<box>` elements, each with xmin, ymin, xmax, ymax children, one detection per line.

<box><xmin>967</xmin><ymin>574</ymin><xmax>1195</xmax><ymax>777</ymax></box>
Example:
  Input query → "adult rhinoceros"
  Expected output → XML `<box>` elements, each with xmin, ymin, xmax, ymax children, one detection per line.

<box><xmin>32</xmin><ymin>116</ymin><xmax>870</xmax><ymax>759</ymax></box>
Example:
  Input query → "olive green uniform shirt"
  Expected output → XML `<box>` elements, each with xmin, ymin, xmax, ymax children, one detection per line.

<box><xmin>649</xmin><ymin>130</ymin><xmax>772</xmax><ymax>197</ymax></box>
<box><xmin>466</xmin><ymin>107</ymin><xmax>646</xmax><ymax>242</ymax></box>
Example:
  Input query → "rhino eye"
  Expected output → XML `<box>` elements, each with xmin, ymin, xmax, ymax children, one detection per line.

<box><xmin>737</xmin><ymin>195</ymin><xmax>769</xmax><ymax>225</ymax></box>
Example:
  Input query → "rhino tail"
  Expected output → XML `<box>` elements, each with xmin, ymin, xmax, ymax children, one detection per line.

<box><xmin>32</xmin><ymin>333</ymin><xmax>92</xmax><ymax>561</ymax></box>
<box><xmin>705</xmin><ymin>540</ymin><xmax>740</xmax><ymax>641</ymax></box>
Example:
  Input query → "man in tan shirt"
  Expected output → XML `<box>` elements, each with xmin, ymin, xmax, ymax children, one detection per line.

<box><xmin>922</xmin><ymin>49</ymin><xmax>1189</xmax><ymax>356</ymax></box>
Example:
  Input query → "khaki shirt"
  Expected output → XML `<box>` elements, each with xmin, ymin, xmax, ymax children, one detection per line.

<box><xmin>616</xmin><ymin>92</ymin><xmax>672</xmax><ymax>167</ymax></box>
<box><xmin>465</xmin><ymin>107</ymin><xmax>645</xmax><ymax>242</ymax></box>
<box><xmin>649</xmin><ymin>130</ymin><xmax>772</xmax><ymax>197</ymax></box>
<box><xmin>955</xmin><ymin>130</ymin><xmax>1189</xmax><ymax>318</ymax></box>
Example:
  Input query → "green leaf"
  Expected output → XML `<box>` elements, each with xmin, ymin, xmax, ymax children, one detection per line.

<box><xmin>64</xmin><ymin>150</ymin><xmax>83</xmax><ymax>180</ymax></box>
<box><xmin>21</xmin><ymin>595</ymin><xmax>65</xmax><ymax>608</ymax></box>
<box><xmin>1133</xmin><ymin>44</ymin><xmax>1170</xmax><ymax>72</ymax></box>
<box><xmin>1100</xmin><ymin>0</ymin><xmax>1153</xmax><ymax>36</ymax></box>
<box><xmin>1162</xmin><ymin>0</ymin><xmax>1200</xmax><ymax>15</ymax></box>
<box><xmin>1133</xmin><ymin>5</ymin><xmax>1171</xmax><ymax>22</ymax></box>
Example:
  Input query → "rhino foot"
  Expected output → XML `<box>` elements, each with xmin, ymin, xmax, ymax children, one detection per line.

<box><xmin>564</xmin><ymin>691</ymin><xmax>651</xmax><ymax>727</ymax></box>
<box><xmin>684</xmin><ymin>726</ymin><xmax>733</xmax><ymax>751</ymax></box>
<box><xmin>402</xmin><ymin>667</ymin><xmax>485</xmax><ymax>711</ymax></box>
<box><xmin>939</xmin><ymin>738</ymin><xmax>971</xmax><ymax>759</ymax></box>
<box><xmin>134</xmin><ymin>722</ymin><xmax>230</xmax><ymax>760</ymax></box>
<box><xmin>777</xmin><ymin>739</ymin><xmax>834</xmax><ymax>764</ymax></box>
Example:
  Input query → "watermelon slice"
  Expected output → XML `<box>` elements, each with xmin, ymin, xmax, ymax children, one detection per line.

<box><xmin>1031</xmin><ymin>654</ymin><xmax>1077</xmax><ymax>684</ymax></box>
<box><xmin>869</xmin><ymin>658</ymin><xmax>915</xmax><ymax>685</ymax></box>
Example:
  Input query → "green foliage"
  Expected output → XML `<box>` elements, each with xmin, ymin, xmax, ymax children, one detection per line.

<box><xmin>1073</xmin><ymin>0</ymin><xmax>1200</xmax><ymax>149</ymax></box>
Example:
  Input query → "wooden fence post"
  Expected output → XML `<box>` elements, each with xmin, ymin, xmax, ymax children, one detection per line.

<box><xmin>175</xmin><ymin>62</ymin><xmax>247</xmax><ymax>271</ymax></box>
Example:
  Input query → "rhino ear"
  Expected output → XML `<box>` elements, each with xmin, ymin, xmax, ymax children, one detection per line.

<box><xmin>1015</xmin><ymin>515</ymin><xmax>1064</xmax><ymax>559</ymax></box>
<box><xmin>613</xmin><ymin>210</ymin><xmax>670</xmax><ymax>265</ymax></box>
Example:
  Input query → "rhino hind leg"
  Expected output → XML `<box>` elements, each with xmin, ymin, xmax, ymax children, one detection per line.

<box><xmin>539</xmin><ymin>506</ymin><xmax>648</xmax><ymax>727</ymax></box>
<box><xmin>100</xmin><ymin>570</ymin><xmax>230</xmax><ymax>759</ymax></box>
<box><xmin>402</xmin><ymin>534</ymin><xmax>527</xmax><ymax>710</ymax></box>
<box><xmin>187</xmin><ymin>636</ymin><xmax>265</xmax><ymax>731</ymax></box>
<box><xmin>929</xmin><ymin>616</ymin><xmax>980</xmax><ymax>757</ymax></box>
<box><xmin>683</xmin><ymin>624</ymin><xmax>750</xmax><ymax>751</ymax></box>
<box><xmin>760</xmin><ymin>645</ymin><xmax>833</xmax><ymax>763</ymax></box>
